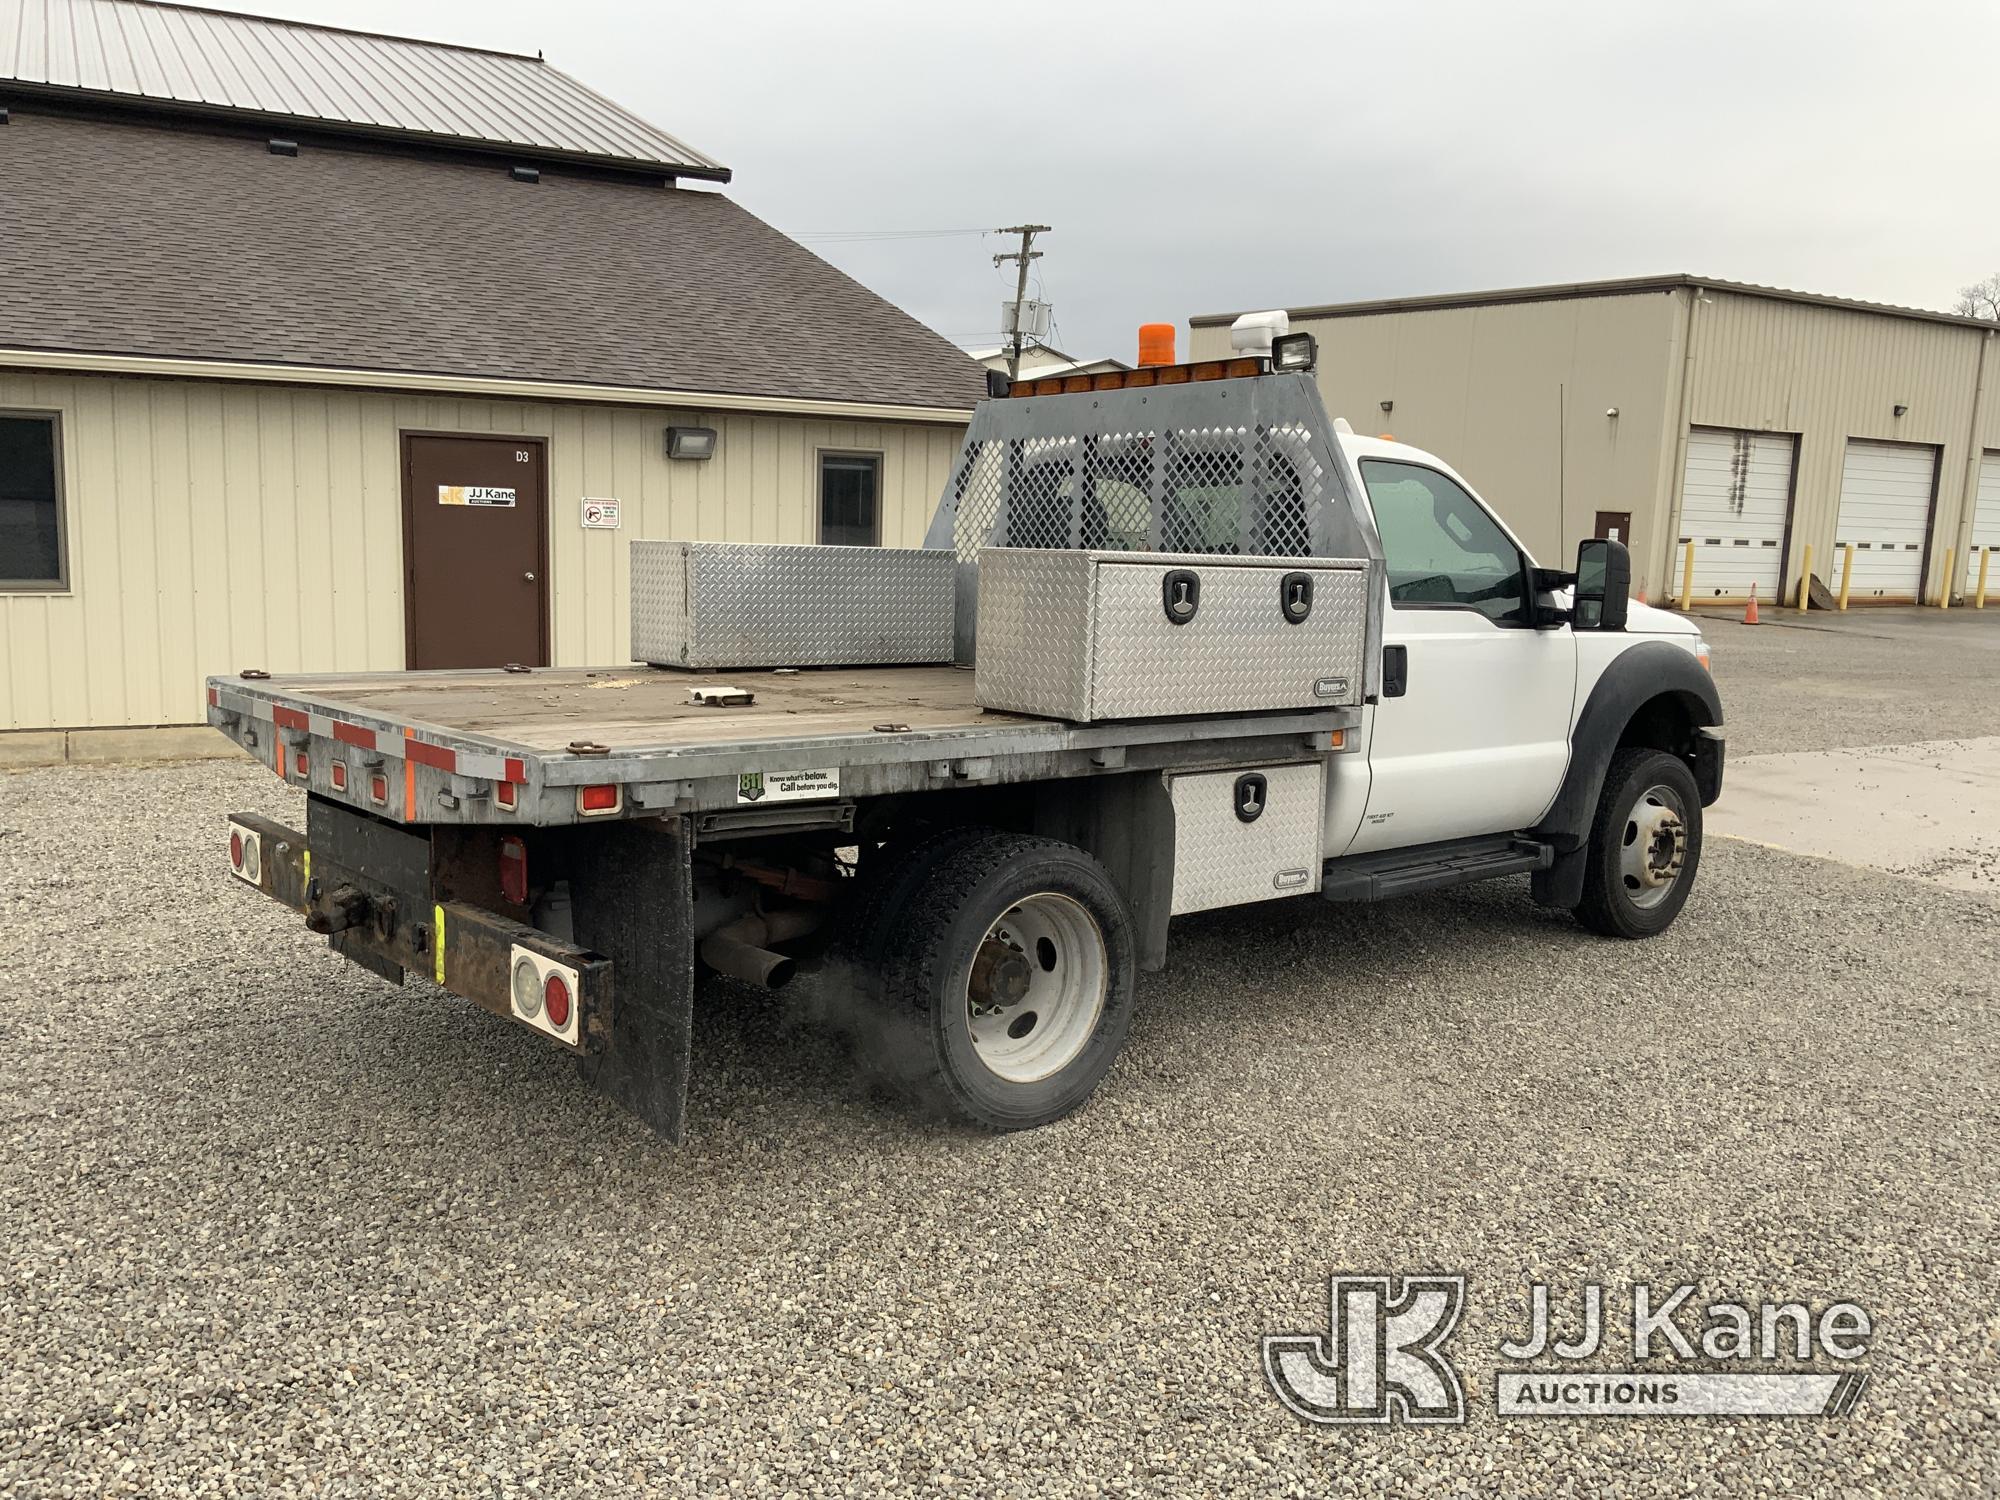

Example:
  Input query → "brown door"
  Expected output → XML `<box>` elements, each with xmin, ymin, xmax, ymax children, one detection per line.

<box><xmin>1593</xmin><ymin>510</ymin><xmax>1633</xmax><ymax>545</ymax></box>
<box><xmin>402</xmin><ymin>434</ymin><xmax>549</xmax><ymax>669</ymax></box>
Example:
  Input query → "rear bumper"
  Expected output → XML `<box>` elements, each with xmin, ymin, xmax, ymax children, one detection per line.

<box><xmin>224</xmin><ymin>812</ymin><xmax>612</xmax><ymax>1054</ymax></box>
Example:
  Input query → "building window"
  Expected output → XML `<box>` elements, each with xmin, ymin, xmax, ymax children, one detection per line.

<box><xmin>0</xmin><ymin>414</ymin><xmax>65</xmax><ymax>590</ymax></box>
<box><xmin>819</xmin><ymin>453</ymin><xmax>881</xmax><ymax>546</ymax></box>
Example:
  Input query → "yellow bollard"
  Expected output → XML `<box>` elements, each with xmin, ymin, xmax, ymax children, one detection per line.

<box><xmin>1978</xmin><ymin>548</ymin><xmax>1991</xmax><ymax>609</ymax></box>
<box><xmin>1678</xmin><ymin>540</ymin><xmax>1694</xmax><ymax>611</ymax></box>
<box><xmin>1940</xmin><ymin>547</ymin><xmax>1954</xmax><ymax>610</ymax></box>
<box><xmin>1798</xmin><ymin>543</ymin><xmax>1812</xmax><ymax>611</ymax></box>
<box><xmin>1838</xmin><ymin>543</ymin><xmax>1854</xmax><ymax>610</ymax></box>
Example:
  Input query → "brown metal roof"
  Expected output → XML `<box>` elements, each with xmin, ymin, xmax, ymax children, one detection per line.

<box><xmin>0</xmin><ymin>110</ymin><xmax>986</xmax><ymax>411</ymax></box>
<box><xmin>1190</xmin><ymin>274</ymin><xmax>1999</xmax><ymax>333</ymax></box>
<box><xmin>0</xmin><ymin>0</ymin><xmax>730</xmax><ymax>179</ymax></box>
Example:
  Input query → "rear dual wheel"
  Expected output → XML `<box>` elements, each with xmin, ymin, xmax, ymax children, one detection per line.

<box><xmin>848</xmin><ymin>830</ymin><xmax>1135</xmax><ymax>1129</ymax></box>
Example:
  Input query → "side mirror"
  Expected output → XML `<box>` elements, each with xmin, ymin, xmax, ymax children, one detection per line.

<box><xmin>1573</xmin><ymin>537</ymin><xmax>1630</xmax><ymax>631</ymax></box>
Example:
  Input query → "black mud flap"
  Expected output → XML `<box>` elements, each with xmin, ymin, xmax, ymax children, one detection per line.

<box><xmin>565</xmin><ymin>817</ymin><xmax>696</xmax><ymax>1142</ymax></box>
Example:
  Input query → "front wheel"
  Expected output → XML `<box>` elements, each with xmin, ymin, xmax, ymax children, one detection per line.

<box><xmin>1573</xmin><ymin>748</ymin><xmax>1703</xmax><ymax>939</ymax></box>
<box><xmin>859</xmin><ymin>831</ymin><xmax>1135</xmax><ymax>1129</ymax></box>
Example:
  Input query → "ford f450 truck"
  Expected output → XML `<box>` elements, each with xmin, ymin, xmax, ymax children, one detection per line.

<box><xmin>209</xmin><ymin>336</ymin><xmax>1721</xmax><ymax>1140</ymax></box>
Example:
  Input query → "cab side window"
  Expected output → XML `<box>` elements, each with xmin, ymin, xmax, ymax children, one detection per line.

<box><xmin>1360</xmin><ymin>459</ymin><xmax>1529</xmax><ymax>626</ymax></box>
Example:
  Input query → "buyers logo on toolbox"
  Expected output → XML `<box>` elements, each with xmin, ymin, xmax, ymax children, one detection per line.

<box><xmin>737</xmin><ymin>767</ymin><xmax>840</xmax><ymax>804</ymax></box>
<box><xmin>1265</xmin><ymin>1275</ymin><xmax>1873</xmax><ymax>1426</ymax></box>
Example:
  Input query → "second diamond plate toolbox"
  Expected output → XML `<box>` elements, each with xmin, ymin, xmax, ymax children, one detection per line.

<box><xmin>974</xmin><ymin>548</ymin><xmax>1370</xmax><ymax>721</ymax></box>
<box><xmin>631</xmin><ymin>541</ymin><xmax>955</xmax><ymax>669</ymax></box>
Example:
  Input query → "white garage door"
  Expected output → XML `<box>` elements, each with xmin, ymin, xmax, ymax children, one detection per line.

<box><xmin>1835</xmin><ymin>440</ymin><xmax>1935</xmax><ymax>600</ymax></box>
<box><xmin>1671</xmin><ymin>427</ymin><xmax>1793</xmax><ymax>601</ymax></box>
<box><xmin>1971</xmin><ymin>452</ymin><xmax>2000</xmax><ymax>596</ymax></box>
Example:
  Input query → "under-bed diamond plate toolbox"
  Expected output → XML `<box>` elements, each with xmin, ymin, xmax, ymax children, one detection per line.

<box><xmin>631</xmin><ymin>541</ymin><xmax>955</xmax><ymax>669</ymax></box>
<box><xmin>974</xmin><ymin>548</ymin><xmax>1370</xmax><ymax>721</ymax></box>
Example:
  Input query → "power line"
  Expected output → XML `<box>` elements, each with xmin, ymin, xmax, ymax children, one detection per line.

<box><xmin>793</xmin><ymin>228</ymin><xmax>992</xmax><ymax>242</ymax></box>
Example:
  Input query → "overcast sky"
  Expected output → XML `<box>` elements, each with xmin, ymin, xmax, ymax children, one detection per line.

<box><xmin>241</xmin><ymin>0</ymin><xmax>1999</xmax><ymax>362</ymax></box>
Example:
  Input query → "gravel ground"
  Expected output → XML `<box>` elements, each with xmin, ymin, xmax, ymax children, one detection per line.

<box><xmin>1695</xmin><ymin>606</ymin><xmax>2000</xmax><ymax>757</ymax></box>
<box><xmin>2</xmin><ymin>757</ymin><xmax>1996</xmax><ymax>1497</ymax></box>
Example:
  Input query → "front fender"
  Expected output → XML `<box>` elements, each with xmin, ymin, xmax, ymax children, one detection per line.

<box><xmin>1531</xmin><ymin>640</ymin><xmax>1723</xmax><ymax>905</ymax></box>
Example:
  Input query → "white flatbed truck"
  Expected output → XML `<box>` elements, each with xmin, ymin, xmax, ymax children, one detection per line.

<box><xmin>210</xmin><ymin>338</ymin><xmax>1722</xmax><ymax>1140</ymax></box>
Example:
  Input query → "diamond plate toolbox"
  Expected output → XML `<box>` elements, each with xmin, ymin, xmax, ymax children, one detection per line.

<box><xmin>1169</xmin><ymin>762</ymin><xmax>1325</xmax><ymax>914</ymax></box>
<box><xmin>974</xmin><ymin>549</ymin><xmax>1369</xmax><ymax>720</ymax></box>
<box><xmin>631</xmin><ymin>541</ymin><xmax>955</xmax><ymax>669</ymax></box>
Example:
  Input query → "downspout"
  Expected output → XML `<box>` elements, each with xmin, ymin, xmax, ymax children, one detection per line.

<box><xmin>1953</xmin><ymin>328</ymin><xmax>1995</xmax><ymax>604</ymax></box>
<box><xmin>1660</xmin><ymin>286</ymin><xmax>1702</xmax><ymax>605</ymax></box>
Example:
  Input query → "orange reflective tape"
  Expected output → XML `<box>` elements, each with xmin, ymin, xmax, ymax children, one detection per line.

<box><xmin>403</xmin><ymin>727</ymin><xmax>417</xmax><ymax>821</ymax></box>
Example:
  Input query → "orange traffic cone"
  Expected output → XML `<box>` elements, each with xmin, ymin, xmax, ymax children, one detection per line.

<box><xmin>1742</xmin><ymin>583</ymin><xmax>1760</xmax><ymax>625</ymax></box>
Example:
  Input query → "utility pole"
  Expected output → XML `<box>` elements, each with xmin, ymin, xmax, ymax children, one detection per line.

<box><xmin>993</xmin><ymin>224</ymin><xmax>1050</xmax><ymax>380</ymax></box>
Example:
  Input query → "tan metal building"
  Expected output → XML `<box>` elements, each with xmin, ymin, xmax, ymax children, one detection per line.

<box><xmin>1191</xmin><ymin>276</ymin><xmax>2000</xmax><ymax>609</ymax></box>
<box><xmin>0</xmin><ymin>0</ymin><xmax>981</xmax><ymax>757</ymax></box>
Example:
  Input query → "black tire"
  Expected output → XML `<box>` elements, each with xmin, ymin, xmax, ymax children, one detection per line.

<box><xmin>836</xmin><ymin>823</ymin><xmax>993</xmax><ymax>971</ymax></box>
<box><xmin>1573</xmin><ymin>747</ymin><xmax>1703</xmax><ymax>939</ymax></box>
<box><xmin>859</xmin><ymin>831</ymin><xmax>1135</xmax><ymax>1129</ymax></box>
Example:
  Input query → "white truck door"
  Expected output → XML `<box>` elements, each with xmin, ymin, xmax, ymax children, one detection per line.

<box><xmin>1341</xmin><ymin>456</ymin><xmax>1577</xmax><ymax>855</ymax></box>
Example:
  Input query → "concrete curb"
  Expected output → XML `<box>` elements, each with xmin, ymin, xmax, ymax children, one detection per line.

<box><xmin>0</xmin><ymin>725</ymin><xmax>249</xmax><ymax>769</ymax></box>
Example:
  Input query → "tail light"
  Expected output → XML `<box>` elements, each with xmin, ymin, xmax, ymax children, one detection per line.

<box><xmin>498</xmin><ymin>836</ymin><xmax>529</xmax><ymax>906</ymax></box>
<box><xmin>330</xmin><ymin>761</ymin><xmax>348</xmax><ymax>791</ymax></box>
<box><xmin>293</xmin><ymin>750</ymin><xmax>309</xmax><ymax>778</ymax></box>
<box><xmin>494</xmin><ymin>779</ymin><xmax>518</xmax><ymax>812</ymax></box>
<box><xmin>542</xmin><ymin>971</ymin><xmax>572</xmax><ymax>1029</ymax></box>
<box><xmin>368</xmin><ymin>772</ymin><xmax>389</xmax><ymax>805</ymax></box>
<box><xmin>509</xmin><ymin>947</ymin><xmax>580</xmax><ymax>1044</ymax></box>
<box><xmin>577</xmin><ymin>783</ymin><xmax>622</xmax><ymax>816</ymax></box>
<box><xmin>227</xmin><ymin>820</ymin><xmax>262</xmax><ymax>884</ymax></box>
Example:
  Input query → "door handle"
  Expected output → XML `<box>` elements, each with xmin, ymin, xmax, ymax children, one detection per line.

<box><xmin>1382</xmin><ymin>644</ymin><xmax>1409</xmax><ymax>698</ymax></box>
<box><xmin>523</xmin><ymin>571</ymin><xmax>536</xmax><ymax>582</ymax></box>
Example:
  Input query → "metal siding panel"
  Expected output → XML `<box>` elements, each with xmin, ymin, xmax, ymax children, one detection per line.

<box><xmin>0</xmin><ymin>375</ymin><xmax>966</xmax><ymax>730</ymax></box>
<box><xmin>1276</xmin><ymin>293</ymin><xmax>1676</xmax><ymax>579</ymax></box>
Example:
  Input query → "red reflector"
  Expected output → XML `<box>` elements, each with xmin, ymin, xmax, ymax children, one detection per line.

<box><xmin>369</xmin><ymin>773</ymin><xmax>389</xmax><ymax>803</ymax></box>
<box><xmin>406</xmin><ymin>739</ymin><xmax>457</xmax><ymax>773</ymax></box>
<box><xmin>273</xmin><ymin>705</ymin><xmax>310</xmax><ymax>733</ymax></box>
<box><xmin>294</xmin><ymin>751</ymin><xmax>309</xmax><ymax>777</ymax></box>
<box><xmin>207</xmin><ymin>686</ymin><xmax>219</xmax><ymax>707</ymax></box>
<box><xmin>331</xmin><ymin>762</ymin><xmax>347</xmax><ymax>790</ymax></box>
<box><xmin>499</xmin><ymin>835</ymin><xmax>529</xmax><ymax>906</ymax></box>
<box><xmin>495</xmin><ymin>780</ymin><xmax>518</xmax><ymax>811</ymax></box>
<box><xmin>229</xmin><ymin>829</ymin><xmax>243</xmax><ymax>870</ymax></box>
<box><xmin>543</xmin><ymin>971</ymin><xmax>572</xmax><ymax>1029</ymax></box>
<box><xmin>579</xmin><ymin>784</ymin><xmax>619</xmax><ymax>813</ymax></box>
<box><xmin>333</xmin><ymin>720</ymin><xmax>377</xmax><ymax>750</ymax></box>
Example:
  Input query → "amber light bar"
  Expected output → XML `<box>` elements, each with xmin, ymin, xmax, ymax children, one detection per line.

<box><xmin>1008</xmin><ymin>357</ymin><xmax>1267</xmax><ymax>398</ymax></box>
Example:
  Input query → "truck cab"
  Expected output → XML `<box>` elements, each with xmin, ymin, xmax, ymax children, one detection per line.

<box><xmin>1326</xmin><ymin>429</ymin><xmax>1714</xmax><ymax>917</ymax></box>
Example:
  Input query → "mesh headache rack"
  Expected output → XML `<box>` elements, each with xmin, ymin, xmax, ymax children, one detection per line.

<box><xmin>921</xmin><ymin>368</ymin><xmax>1385</xmax><ymax>683</ymax></box>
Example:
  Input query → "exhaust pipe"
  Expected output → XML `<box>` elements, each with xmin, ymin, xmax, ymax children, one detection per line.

<box><xmin>697</xmin><ymin>907</ymin><xmax>821</xmax><ymax>990</ymax></box>
<box><xmin>700</xmin><ymin>931</ymin><xmax>796</xmax><ymax>990</ymax></box>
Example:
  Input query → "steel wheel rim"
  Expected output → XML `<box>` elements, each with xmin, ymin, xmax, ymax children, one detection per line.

<box><xmin>964</xmin><ymin>893</ymin><xmax>1108</xmax><ymax>1084</ymax></box>
<box><xmin>1619</xmin><ymin>782</ymin><xmax>1688</xmax><ymax>910</ymax></box>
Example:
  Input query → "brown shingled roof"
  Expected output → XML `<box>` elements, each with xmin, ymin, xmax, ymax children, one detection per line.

<box><xmin>0</xmin><ymin>109</ymin><xmax>988</xmax><ymax>411</ymax></box>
